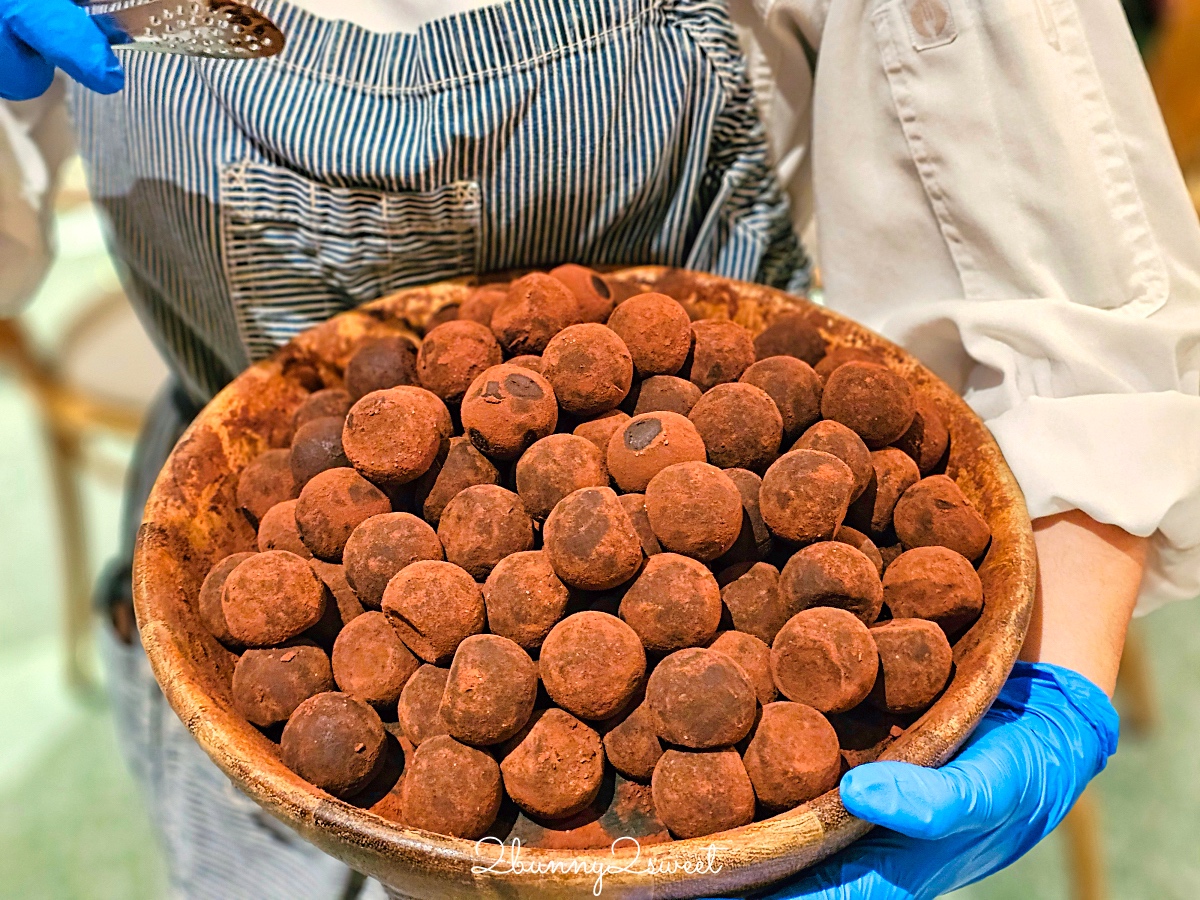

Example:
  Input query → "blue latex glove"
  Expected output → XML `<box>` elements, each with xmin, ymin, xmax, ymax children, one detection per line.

<box><xmin>764</xmin><ymin>662</ymin><xmax>1119</xmax><ymax>900</ymax></box>
<box><xmin>0</xmin><ymin>0</ymin><xmax>123</xmax><ymax>101</ymax></box>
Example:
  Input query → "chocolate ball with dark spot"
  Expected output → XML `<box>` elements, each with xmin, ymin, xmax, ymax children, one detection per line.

<box><xmin>606</xmin><ymin>292</ymin><xmax>692</xmax><ymax>377</ymax></box>
<box><xmin>293</xmin><ymin>388</ymin><xmax>352</xmax><ymax>432</ymax></box>
<box><xmin>892</xmin><ymin>393</ymin><xmax>949</xmax><ymax>475</ymax></box>
<box><xmin>345</xmin><ymin>335</ymin><xmax>419</xmax><ymax>401</ymax></box>
<box><xmin>869</xmin><ymin>618</ymin><xmax>953</xmax><ymax>714</ymax></box>
<box><xmin>295</xmin><ymin>468</ymin><xmax>392</xmax><ymax>562</ymax></box>
<box><xmin>416</xmin><ymin>320</ymin><xmax>503</xmax><ymax>404</ymax></box>
<box><xmin>619</xmin><ymin>554</ymin><xmax>721</xmax><ymax>653</ymax></box>
<box><xmin>257</xmin><ymin>500</ymin><xmax>312</xmax><ymax>557</ymax></box>
<box><xmin>793</xmin><ymin>420</ymin><xmax>873</xmax><ymax>501</ymax></box>
<box><xmin>550</xmin><ymin>263</ymin><xmax>617</xmax><ymax>324</ymax></box>
<box><xmin>893</xmin><ymin>475</ymin><xmax>991</xmax><ymax>562</ymax></box>
<box><xmin>606</xmin><ymin>411</ymin><xmax>707</xmax><ymax>493</ymax></box>
<box><xmin>233</xmin><ymin>644</ymin><xmax>335</xmax><ymax>727</ymax></box>
<box><xmin>223</xmin><ymin>551</ymin><xmax>327</xmax><ymax>646</ymax></box>
<box><xmin>342</xmin><ymin>512</ymin><xmax>444</xmax><ymax>609</ymax></box>
<box><xmin>760</xmin><ymin>449</ymin><xmax>855</xmax><ymax>545</ymax></box>
<box><xmin>540</xmin><ymin>612</ymin><xmax>647</xmax><ymax>720</ymax></box>
<box><xmin>237</xmin><ymin>449</ymin><xmax>299</xmax><ymax>528</ymax></box>
<box><xmin>199</xmin><ymin>552</ymin><xmax>256</xmax><ymax>645</ymax></box>
<box><xmin>290</xmin><ymin>416</ymin><xmax>350</xmax><ymax>486</ymax></box>
<box><xmin>743</xmin><ymin>701</ymin><xmax>840</xmax><ymax>812</ymax></box>
<box><xmin>491</xmin><ymin>272</ymin><xmax>581</xmax><ymax>355</ymax></box>
<box><xmin>688</xmin><ymin>382</ymin><xmax>782</xmax><ymax>472</ymax></box>
<box><xmin>740</xmin><ymin>356</ymin><xmax>823</xmax><ymax>442</ymax></box>
<box><xmin>822</xmin><ymin>361</ymin><xmax>916</xmax><ymax>449</ymax></box>
<box><xmin>647</xmin><ymin>647</ymin><xmax>757</xmax><ymax>749</ymax></box>
<box><xmin>515</xmin><ymin>434</ymin><xmax>608</xmax><ymax>520</ymax></box>
<box><xmin>771</xmin><ymin>607</ymin><xmax>879</xmax><ymax>714</ymax></box>
<box><xmin>834</xmin><ymin>526</ymin><xmax>884</xmax><ymax>577</ymax></box>
<box><xmin>440</xmin><ymin>634</ymin><xmax>537</xmax><ymax>746</ymax></box>
<box><xmin>342</xmin><ymin>386</ymin><xmax>449</xmax><ymax>486</ymax></box>
<box><xmin>400</xmin><ymin>735</ymin><xmax>502</xmax><ymax>839</ymax></box>
<box><xmin>412</xmin><ymin>436</ymin><xmax>501</xmax><ymax>526</ymax></box>
<box><xmin>814</xmin><ymin>346</ymin><xmax>885</xmax><ymax>382</ymax></box>
<box><xmin>281</xmin><ymin>692</ymin><xmax>386</xmax><ymax>797</ymax></box>
<box><xmin>719</xmin><ymin>562</ymin><xmax>793</xmax><ymax>645</ymax></box>
<box><xmin>542</xmin><ymin>323</ymin><xmax>634</xmax><ymax>416</ymax></box>
<box><xmin>714</xmin><ymin>468</ymin><xmax>773</xmax><ymax>568</ymax></box>
<box><xmin>382</xmin><ymin>560</ymin><xmax>485</xmax><ymax>663</ymax></box>
<box><xmin>483</xmin><ymin>551</ymin><xmax>570</xmax><ymax>650</ymax></box>
<box><xmin>883</xmin><ymin>546</ymin><xmax>984</xmax><ymax>637</ymax></box>
<box><xmin>572</xmin><ymin>409</ymin><xmax>629</xmax><ymax>454</ymax></box>
<box><xmin>461</xmin><ymin>363</ymin><xmax>559</xmax><ymax>461</ymax></box>
<box><xmin>688</xmin><ymin>319</ymin><xmax>756</xmax><ymax>391</ymax></box>
<box><xmin>543</xmin><ymin>487</ymin><xmax>643</xmax><ymax>590</ymax></box>
<box><xmin>397</xmin><ymin>664</ymin><xmax>452</xmax><ymax>745</ymax></box>
<box><xmin>437</xmin><ymin>484</ymin><xmax>534</xmax><ymax>579</ymax></box>
<box><xmin>780</xmin><ymin>541</ymin><xmax>884</xmax><ymax>625</ymax></box>
<box><xmin>652</xmin><ymin>748</ymin><xmax>755</xmax><ymax>839</ymax></box>
<box><xmin>459</xmin><ymin>285</ymin><xmax>507</xmax><ymax>327</ymax></box>
<box><xmin>632</xmin><ymin>375</ymin><xmax>703</xmax><ymax>418</ymax></box>
<box><xmin>709</xmin><ymin>630</ymin><xmax>777</xmax><ymax>705</ymax></box>
<box><xmin>618</xmin><ymin>493</ymin><xmax>662</xmax><ymax>557</ymax></box>
<box><xmin>603</xmin><ymin>703</ymin><xmax>663</xmax><ymax>782</ymax></box>
<box><xmin>753</xmin><ymin>312</ymin><xmax>827</xmax><ymax>366</ymax></box>
<box><xmin>501</xmin><ymin>707</ymin><xmax>605</xmax><ymax>819</ymax></box>
<box><xmin>332</xmin><ymin>611</ymin><xmax>420</xmax><ymax>708</ymax></box>
<box><xmin>645</xmin><ymin>462</ymin><xmax>743</xmax><ymax>562</ymax></box>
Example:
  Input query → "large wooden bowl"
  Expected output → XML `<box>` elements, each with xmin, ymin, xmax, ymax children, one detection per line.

<box><xmin>132</xmin><ymin>267</ymin><xmax>1036</xmax><ymax>898</ymax></box>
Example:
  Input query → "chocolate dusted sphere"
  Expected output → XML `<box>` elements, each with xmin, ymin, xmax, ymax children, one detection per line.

<box><xmin>603</xmin><ymin>703</ymin><xmax>664</xmax><ymax>782</ymax></box>
<box><xmin>606</xmin><ymin>292</ymin><xmax>692</xmax><ymax>377</ymax></box>
<box><xmin>740</xmin><ymin>356</ymin><xmax>823</xmax><ymax>442</ymax></box>
<box><xmin>847</xmin><ymin>448</ymin><xmax>922</xmax><ymax>538</ymax></box>
<box><xmin>459</xmin><ymin>285</ymin><xmax>507</xmax><ymax>327</ymax></box>
<box><xmin>719</xmin><ymin>562</ymin><xmax>793</xmax><ymax>645</ymax></box>
<box><xmin>688</xmin><ymin>382</ymin><xmax>782</xmax><ymax>472</ymax></box>
<box><xmin>541</xmin><ymin>323</ymin><xmax>634</xmax><ymax>416</ymax></box>
<box><xmin>550</xmin><ymin>263</ymin><xmax>616</xmax><ymax>324</ymax></box>
<box><xmin>332</xmin><ymin>611</ymin><xmax>420</xmax><ymax>708</ymax></box>
<box><xmin>893</xmin><ymin>393</ymin><xmax>949</xmax><ymax>475</ymax></box>
<box><xmin>461</xmin><ymin>363</ymin><xmax>559</xmax><ymax>461</ymax></box>
<box><xmin>342</xmin><ymin>512</ymin><xmax>444</xmax><ymax>609</ymax></box>
<box><xmin>893</xmin><ymin>475</ymin><xmax>992</xmax><ymax>562</ymax></box>
<box><xmin>506</xmin><ymin>354</ymin><xmax>545</xmax><ymax>373</ymax></box>
<box><xmin>779</xmin><ymin>541</ymin><xmax>884</xmax><ymax>625</ymax></box>
<box><xmin>632</xmin><ymin>375</ymin><xmax>703</xmax><ymax>417</ymax></box>
<box><xmin>822</xmin><ymin>361</ymin><xmax>916</xmax><ymax>449</ymax></box>
<box><xmin>424</xmin><ymin>302</ymin><xmax>461</xmax><ymax>333</ymax></box>
<box><xmin>618</xmin><ymin>493</ymin><xmax>662</xmax><ymax>557</ymax></box>
<box><xmin>483</xmin><ymin>551</ymin><xmax>570</xmax><ymax>650</ymax></box>
<box><xmin>412</xmin><ymin>436</ymin><xmax>501</xmax><ymax>525</ymax></box>
<box><xmin>515</xmin><ymin>433</ymin><xmax>608</xmax><ymax>520</ymax></box>
<box><xmin>400</xmin><ymin>735</ymin><xmax>503</xmax><ymax>839</ymax></box>
<box><xmin>814</xmin><ymin>346</ymin><xmax>885</xmax><ymax>382</ymax></box>
<box><xmin>397</xmin><ymin>664</ymin><xmax>452</xmax><ymax>745</ymax></box>
<box><xmin>759</xmin><ymin>449</ymin><xmax>856</xmax><ymax>545</ymax></box>
<box><xmin>834</xmin><ymin>526</ymin><xmax>885</xmax><ymax>577</ymax></box>
<box><xmin>743</xmin><ymin>701</ymin><xmax>840</xmax><ymax>812</ymax></box>
<box><xmin>237</xmin><ymin>449</ymin><xmax>299</xmax><ymax>527</ymax></box>
<box><xmin>345</xmin><ymin>335</ymin><xmax>419</xmax><ymax>401</ymax></box>
<box><xmin>281</xmin><ymin>692</ymin><xmax>387</xmax><ymax>798</ymax></box>
<box><xmin>709</xmin><ymin>630</ymin><xmax>777</xmax><ymax>705</ymax></box>
<box><xmin>771</xmin><ymin>607</ymin><xmax>879</xmax><ymax>714</ymax></box>
<box><xmin>295</xmin><ymin>468</ymin><xmax>391</xmax><ymax>562</ymax></box>
<box><xmin>543</xmin><ymin>487</ymin><xmax>643</xmax><ymax>590</ymax></box>
<box><xmin>688</xmin><ymin>319</ymin><xmax>756</xmax><ymax>391</ymax></box>
<box><xmin>753</xmin><ymin>312</ymin><xmax>827</xmax><ymax>366</ymax></box>
<box><xmin>619</xmin><ymin>554</ymin><xmax>721</xmax><ymax>652</ymax></box>
<box><xmin>793</xmin><ymin>420</ymin><xmax>873</xmax><ymax>501</ymax></box>
<box><xmin>491</xmin><ymin>272</ymin><xmax>581</xmax><ymax>355</ymax></box>
<box><xmin>416</xmin><ymin>320</ymin><xmax>503</xmax><ymax>403</ymax></box>
<box><xmin>645</xmin><ymin>462</ymin><xmax>743</xmax><ymax>562</ymax></box>
<box><xmin>222</xmin><ymin>551</ymin><xmax>327</xmax><ymax>647</ymax></box>
<box><xmin>646</xmin><ymin>647</ymin><xmax>757</xmax><ymax>749</ymax></box>
<box><xmin>572</xmin><ymin>409</ymin><xmax>630</xmax><ymax>454</ymax></box>
<box><xmin>715</xmin><ymin>468</ymin><xmax>773</xmax><ymax>567</ymax></box>
<box><xmin>382</xmin><ymin>560</ymin><xmax>485</xmax><ymax>663</ymax></box>
<box><xmin>441</xmin><ymin>634</ymin><xmax>538</xmax><ymax>746</ymax></box>
<box><xmin>198</xmin><ymin>552</ymin><xmax>256</xmax><ymax>645</ymax></box>
<box><xmin>438</xmin><ymin>484</ymin><xmax>534</xmax><ymax>579</ymax></box>
<box><xmin>883</xmin><ymin>546</ymin><xmax>984</xmax><ymax>637</ymax></box>
<box><xmin>257</xmin><ymin>500</ymin><xmax>312</xmax><ymax>558</ymax></box>
<box><xmin>606</xmin><ymin>411</ymin><xmax>707</xmax><ymax>493</ymax></box>
<box><xmin>342</xmin><ymin>387</ymin><xmax>449</xmax><ymax>487</ymax></box>
<box><xmin>233</xmin><ymin>644</ymin><xmax>334</xmax><ymax>727</ymax></box>
<box><xmin>501</xmin><ymin>708</ymin><xmax>606</xmax><ymax>819</ymax></box>
<box><xmin>651</xmin><ymin>749</ymin><xmax>755</xmax><ymax>839</ymax></box>
<box><xmin>290</xmin><ymin>416</ymin><xmax>350</xmax><ymax>486</ymax></box>
<box><xmin>870</xmin><ymin>618</ymin><xmax>953</xmax><ymax>714</ymax></box>
<box><xmin>292</xmin><ymin>388</ymin><xmax>353</xmax><ymax>432</ymax></box>
<box><xmin>539</xmin><ymin>612</ymin><xmax>647</xmax><ymax>720</ymax></box>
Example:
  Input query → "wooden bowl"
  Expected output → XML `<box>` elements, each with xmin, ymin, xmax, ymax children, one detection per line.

<box><xmin>132</xmin><ymin>267</ymin><xmax>1035</xmax><ymax>899</ymax></box>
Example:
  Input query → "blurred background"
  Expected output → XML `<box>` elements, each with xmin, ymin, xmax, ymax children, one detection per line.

<box><xmin>3</xmin><ymin>2</ymin><xmax>1200</xmax><ymax>898</ymax></box>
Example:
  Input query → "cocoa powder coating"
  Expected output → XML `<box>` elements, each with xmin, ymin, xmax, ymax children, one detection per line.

<box><xmin>482</xmin><ymin>550</ymin><xmax>570</xmax><ymax>650</ymax></box>
<box><xmin>709</xmin><ymin>630</ymin><xmax>777</xmax><ymax>705</ymax></box>
<box><xmin>632</xmin><ymin>375</ymin><xmax>703</xmax><ymax>418</ymax></box>
<box><xmin>882</xmin><ymin>546</ymin><xmax>984</xmax><ymax>637</ymax></box>
<box><xmin>869</xmin><ymin>618</ymin><xmax>953</xmax><ymax>714</ymax></box>
<box><xmin>381</xmin><ymin>560</ymin><xmax>485</xmax><ymax>663</ymax></box>
<box><xmin>834</xmin><ymin>526</ymin><xmax>885</xmax><ymax>577</ymax></box>
<box><xmin>651</xmin><ymin>749</ymin><xmax>755</xmax><ymax>839</ymax></box>
<box><xmin>542</xmin><ymin>487</ymin><xmax>644</xmax><ymax>590</ymax></box>
<box><xmin>332</xmin><ymin>611</ymin><xmax>420</xmax><ymax>708</ymax></box>
<box><xmin>646</xmin><ymin>647</ymin><xmax>757</xmax><ymax>749</ymax></box>
<box><xmin>892</xmin><ymin>393</ymin><xmax>949</xmax><ymax>474</ymax></box>
<box><xmin>715</xmin><ymin>468</ymin><xmax>773</xmax><ymax>568</ymax></box>
<box><xmin>237</xmin><ymin>449</ymin><xmax>299</xmax><ymax>527</ymax></box>
<box><xmin>397</xmin><ymin>664</ymin><xmax>452</xmax><ymax>745</ymax></box>
<box><xmin>222</xmin><ymin>551</ymin><xmax>327</xmax><ymax>647</ymax></box>
<box><xmin>740</xmin><ymin>356</ymin><xmax>823</xmax><ymax>442</ymax></box>
<box><xmin>753</xmin><ymin>313</ymin><xmax>827</xmax><ymax>366</ymax></box>
<box><xmin>606</xmin><ymin>411</ymin><xmax>707</xmax><ymax>493</ymax></box>
<box><xmin>416</xmin><ymin>320</ymin><xmax>503</xmax><ymax>403</ymax></box>
<box><xmin>644</xmin><ymin>462</ymin><xmax>743</xmax><ymax>562</ymax></box>
<box><xmin>688</xmin><ymin>319</ymin><xmax>756</xmax><ymax>391</ymax></box>
<box><xmin>461</xmin><ymin>363</ymin><xmax>559</xmax><ymax>460</ymax></box>
<box><xmin>292</xmin><ymin>388</ymin><xmax>352</xmax><ymax>431</ymax></box>
<box><xmin>759</xmin><ymin>450</ymin><xmax>856</xmax><ymax>545</ymax></box>
<box><xmin>400</xmin><ymin>735</ymin><xmax>503</xmax><ymax>839</ymax></box>
<box><xmin>572</xmin><ymin>410</ymin><xmax>630</xmax><ymax>454</ymax></box>
<box><xmin>501</xmin><ymin>708</ymin><xmax>606</xmax><ymax>819</ymax></box>
<box><xmin>779</xmin><ymin>541</ymin><xmax>884</xmax><ymax>625</ymax></box>
<box><xmin>458</xmin><ymin>286</ymin><xmax>507</xmax><ymax>327</ymax></box>
<box><xmin>514</xmin><ymin>433</ymin><xmax>609</xmax><ymax>520</ymax></box>
<box><xmin>846</xmin><ymin>448</ymin><xmax>921</xmax><ymax>538</ymax></box>
<box><xmin>345</xmin><ymin>336</ymin><xmax>419</xmax><ymax>401</ymax></box>
<box><xmin>539</xmin><ymin>611</ymin><xmax>647</xmax><ymax>720</ymax></box>
<box><xmin>281</xmin><ymin>692</ymin><xmax>387</xmax><ymax>798</ymax></box>
<box><xmin>295</xmin><ymin>467</ymin><xmax>392</xmax><ymax>562</ymax></box>
<box><xmin>541</xmin><ymin>323</ymin><xmax>634</xmax><ymax>416</ymax></box>
<box><xmin>770</xmin><ymin>607</ymin><xmax>879</xmax><ymax>714</ymax></box>
<box><xmin>606</xmin><ymin>292</ymin><xmax>693</xmax><ymax>377</ymax></box>
<box><xmin>742</xmin><ymin>702</ymin><xmax>840</xmax><ymax>812</ymax></box>
<box><xmin>792</xmin><ymin>420</ymin><xmax>873</xmax><ymax>501</ymax></box>
<box><xmin>822</xmin><ymin>361</ymin><xmax>916</xmax><ymax>448</ymax></box>
<box><xmin>290</xmin><ymin>416</ymin><xmax>350</xmax><ymax>486</ymax></box>
<box><xmin>256</xmin><ymin>500</ymin><xmax>312</xmax><ymax>557</ymax></box>
<box><xmin>718</xmin><ymin>562</ymin><xmax>791</xmax><ymax>645</ymax></box>
<box><xmin>411</xmin><ymin>436</ymin><xmax>501</xmax><ymax>525</ymax></box>
<box><xmin>617</xmin><ymin>493</ymin><xmax>662</xmax><ymax>557</ymax></box>
<box><xmin>437</xmin><ymin>484</ymin><xmax>534</xmax><ymax>579</ymax></box>
<box><xmin>198</xmin><ymin>552</ymin><xmax>256</xmax><ymax>645</ymax></box>
<box><xmin>342</xmin><ymin>387</ymin><xmax>448</xmax><ymax>486</ymax></box>
<box><xmin>491</xmin><ymin>272</ymin><xmax>581</xmax><ymax>355</ymax></box>
<box><xmin>893</xmin><ymin>475</ymin><xmax>992</xmax><ymax>562</ymax></box>
<box><xmin>233</xmin><ymin>644</ymin><xmax>334</xmax><ymax>727</ymax></box>
<box><xmin>618</xmin><ymin>553</ymin><xmax>722</xmax><ymax>652</ymax></box>
<box><xmin>342</xmin><ymin>512</ymin><xmax>444</xmax><ymax>609</ymax></box>
<box><xmin>440</xmin><ymin>634</ymin><xmax>537</xmax><ymax>746</ymax></box>
<box><xmin>688</xmin><ymin>382</ymin><xmax>783</xmax><ymax>472</ymax></box>
<box><xmin>603</xmin><ymin>703</ymin><xmax>664</xmax><ymax>782</ymax></box>
<box><xmin>549</xmin><ymin>263</ymin><xmax>616</xmax><ymax>324</ymax></box>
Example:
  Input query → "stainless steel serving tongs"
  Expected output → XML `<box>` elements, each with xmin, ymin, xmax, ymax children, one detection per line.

<box><xmin>79</xmin><ymin>0</ymin><xmax>285</xmax><ymax>59</ymax></box>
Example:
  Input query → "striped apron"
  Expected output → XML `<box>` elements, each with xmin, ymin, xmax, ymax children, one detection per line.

<box><xmin>79</xmin><ymin>0</ymin><xmax>808</xmax><ymax>895</ymax></box>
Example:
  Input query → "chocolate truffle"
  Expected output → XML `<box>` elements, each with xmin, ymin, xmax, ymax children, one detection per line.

<box><xmin>550</xmin><ymin>263</ymin><xmax>616</xmax><ymax>324</ymax></box>
<box><xmin>689</xmin><ymin>320</ymin><xmax>755</xmax><ymax>391</ymax></box>
<box><xmin>424</xmin><ymin>303</ymin><xmax>460</xmax><ymax>332</ymax></box>
<box><xmin>438</xmin><ymin>484</ymin><xmax>534</xmax><ymax>579</ymax></box>
<box><xmin>412</xmin><ymin>436</ymin><xmax>501</xmax><ymax>525</ymax></box>
<box><xmin>779</xmin><ymin>541</ymin><xmax>884</xmax><ymax>624</ymax></box>
<box><xmin>281</xmin><ymin>692</ymin><xmax>386</xmax><ymax>797</ymax></box>
<box><xmin>753</xmin><ymin>312</ymin><xmax>827</xmax><ymax>366</ymax></box>
<box><xmin>742</xmin><ymin>701</ymin><xmax>840</xmax><ymax>812</ymax></box>
<box><xmin>541</xmin><ymin>323</ymin><xmax>634</xmax><ymax>416</ymax></box>
<box><xmin>397</xmin><ymin>664</ymin><xmax>452</xmax><ymax>745</ymax></box>
<box><xmin>342</xmin><ymin>512</ymin><xmax>444</xmax><ymax>609</ymax></box>
<box><xmin>257</xmin><ymin>500</ymin><xmax>312</xmax><ymax>557</ymax></box>
<box><xmin>715</xmin><ymin>468</ymin><xmax>773</xmax><ymax>567</ymax></box>
<box><xmin>647</xmin><ymin>648</ymin><xmax>757</xmax><ymax>749</ymax></box>
<box><xmin>603</xmin><ymin>704</ymin><xmax>664</xmax><ymax>782</ymax></box>
<box><xmin>792</xmin><ymin>420</ymin><xmax>873</xmax><ymax>501</ymax></box>
<box><xmin>847</xmin><ymin>449</ymin><xmax>921</xmax><ymax>539</ymax></box>
<box><xmin>440</xmin><ymin>634</ymin><xmax>537</xmax><ymax>746</ymax></box>
<box><xmin>292</xmin><ymin>388</ymin><xmax>353</xmax><ymax>432</ymax></box>
<box><xmin>759</xmin><ymin>450</ymin><xmax>855</xmax><ymax>545</ymax></box>
<box><xmin>719</xmin><ymin>562</ymin><xmax>792</xmax><ymax>645</ymax></box>
<box><xmin>382</xmin><ymin>560</ymin><xmax>485</xmax><ymax>662</ymax></box>
<box><xmin>834</xmin><ymin>526</ymin><xmax>885</xmax><ymax>577</ymax></box>
<box><xmin>501</xmin><ymin>708</ymin><xmax>606</xmax><ymax>819</ymax></box>
<box><xmin>631</xmin><ymin>375</ymin><xmax>702</xmax><ymax>418</ymax></box>
<box><xmin>822</xmin><ymin>361</ymin><xmax>916</xmax><ymax>449</ymax></box>
<box><xmin>869</xmin><ymin>618</ymin><xmax>953</xmax><ymax>714</ymax></box>
<box><xmin>290</xmin><ymin>416</ymin><xmax>350</xmax><ymax>486</ymax></box>
<box><xmin>332</xmin><ymin>611</ymin><xmax>420</xmax><ymax>707</ymax></box>
<box><xmin>400</xmin><ymin>735</ymin><xmax>503</xmax><ymax>839</ymax></box>
<box><xmin>645</xmin><ymin>462</ymin><xmax>743</xmax><ymax>562</ymax></box>
<box><xmin>295</xmin><ymin>467</ymin><xmax>391</xmax><ymax>562</ymax></box>
<box><xmin>572</xmin><ymin>410</ymin><xmax>630</xmax><ymax>454</ymax></box>
<box><xmin>491</xmin><ymin>272</ymin><xmax>581</xmax><ymax>355</ymax></box>
<box><xmin>688</xmin><ymin>382</ymin><xmax>782</xmax><ymax>472</ymax></box>
<box><xmin>709</xmin><ymin>630</ymin><xmax>777</xmax><ymax>705</ymax></box>
<box><xmin>461</xmin><ymin>364</ymin><xmax>559</xmax><ymax>460</ymax></box>
<box><xmin>540</xmin><ymin>612</ymin><xmax>647</xmax><ymax>720</ymax></box>
<box><xmin>892</xmin><ymin>393</ymin><xmax>949</xmax><ymax>474</ymax></box>
<box><xmin>882</xmin><ymin>546</ymin><xmax>984</xmax><ymax>637</ymax></box>
<box><xmin>543</xmin><ymin>487</ymin><xmax>643</xmax><ymax>590</ymax></box>
<box><xmin>740</xmin><ymin>356</ymin><xmax>823</xmax><ymax>442</ymax></box>
<box><xmin>619</xmin><ymin>554</ymin><xmax>722</xmax><ymax>652</ymax></box>
<box><xmin>515</xmin><ymin>434</ymin><xmax>609</xmax><ymax>520</ymax></box>
<box><xmin>222</xmin><ymin>551</ymin><xmax>327</xmax><ymax>646</ymax></box>
<box><xmin>459</xmin><ymin>285</ymin><xmax>507</xmax><ymax>326</ymax></box>
<box><xmin>893</xmin><ymin>475</ymin><xmax>991</xmax><ymax>562</ymax></box>
<box><xmin>234</xmin><ymin>644</ymin><xmax>334</xmax><ymax>727</ymax></box>
<box><xmin>606</xmin><ymin>411</ymin><xmax>707</xmax><ymax>493</ymax></box>
<box><xmin>814</xmin><ymin>346</ymin><xmax>885</xmax><ymax>382</ymax></box>
<box><xmin>618</xmin><ymin>493</ymin><xmax>662</xmax><ymax>557</ymax></box>
<box><xmin>237</xmin><ymin>449</ymin><xmax>299</xmax><ymax>527</ymax></box>
<box><xmin>345</xmin><ymin>335</ymin><xmax>419</xmax><ymax>401</ymax></box>
<box><xmin>416</xmin><ymin>320</ymin><xmax>503</xmax><ymax>403</ymax></box>
<box><xmin>342</xmin><ymin>386</ymin><xmax>449</xmax><ymax>486</ymax></box>
<box><xmin>651</xmin><ymin>749</ymin><xmax>755</xmax><ymax>839</ymax></box>
<box><xmin>483</xmin><ymin>551</ymin><xmax>570</xmax><ymax>650</ymax></box>
<box><xmin>199</xmin><ymin>552</ymin><xmax>256</xmax><ymax>645</ymax></box>
<box><xmin>507</xmin><ymin>354</ymin><xmax>545</xmax><ymax>373</ymax></box>
<box><xmin>771</xmin><ymin>607</ymin><xmax>879</xmax><ymax>714</ymax></box>
<box><xmin>606</xmin><ymin>292</ymin><xmax>692</xmax><ymax>377</ymax></box>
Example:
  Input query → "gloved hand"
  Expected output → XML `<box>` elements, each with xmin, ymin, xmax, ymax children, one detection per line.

<box><xmin>1</xmin><ymin>0</ymin><xmax>123</xmax><ymax>101</ymax></box>
<box><xmin>763</xmin><ymin>662</ymin><xmax>1119</xmax><ymax>900</ymax></box>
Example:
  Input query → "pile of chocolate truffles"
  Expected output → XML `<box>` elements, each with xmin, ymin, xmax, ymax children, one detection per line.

<box><xmin>206</xmin><ymin>267</ymin><xmax>991</xmax><ymax>844</ymax></box>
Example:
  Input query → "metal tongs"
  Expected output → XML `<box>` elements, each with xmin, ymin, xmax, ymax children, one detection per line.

<box><xmin>79</xmin><ymin>0</ymin><xmax>285</xmax><ymax>59</ymax></box>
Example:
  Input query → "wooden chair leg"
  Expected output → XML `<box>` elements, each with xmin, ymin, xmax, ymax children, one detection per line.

<box><xmin>1062</xmin><ymin>788</ymin><xmax>1107</xmax><ymax>900</ymax></box>
<box><xmin>1116</xmin><ymin>623</ymin><xmax>1158</xmax><ymax>736</ymax></box>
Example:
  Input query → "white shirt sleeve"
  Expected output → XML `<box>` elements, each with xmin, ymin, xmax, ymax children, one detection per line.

<box><xmin>759</xmin><ymin>0</ymin><xmax>1200</xmax><ymax>612</ymax></box>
